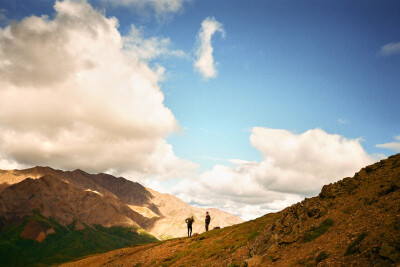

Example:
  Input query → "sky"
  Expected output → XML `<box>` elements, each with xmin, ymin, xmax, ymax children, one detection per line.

<box><xmin>0</xmin><ymin>0</ymin><xmax>399</xmax><ymax>220</ymax></box>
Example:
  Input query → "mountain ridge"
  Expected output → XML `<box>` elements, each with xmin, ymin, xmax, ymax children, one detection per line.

<box><xmin>0</xmin><ymin>166</ymin><xmax>243</xmax><ymax>239</ymax></box>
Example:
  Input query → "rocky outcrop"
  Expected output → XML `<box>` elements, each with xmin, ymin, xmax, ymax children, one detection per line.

<box><xmin>247</xmin><ymin>154</ymin><xmax>400</xmax><ymax>266</ymax></box>
<box><xmin>20</xmin><ymin>220</ymin><xmax>56</xmax><ymax>243</ymax></box>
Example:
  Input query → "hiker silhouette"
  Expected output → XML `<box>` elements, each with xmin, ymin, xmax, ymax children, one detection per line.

<box><xmin>185</xmin><ymin>216</ymin><xmax>194</xmax><ymax>237</ymax></box>
<box><xmin>205</xmin><ymin>211</ymin><xmax>211</xmax><ymax>231</ymax></box>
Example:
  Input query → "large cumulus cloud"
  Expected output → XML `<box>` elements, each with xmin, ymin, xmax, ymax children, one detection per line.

<box><xmin>173</xmin><ymin>128</ymin><xmax>376</xmax><ymax>220</ymax></box>
<box><xmin>0</xmin><ymin>0</ymin><xmax>196</xmax><ymax>179</ymax></box>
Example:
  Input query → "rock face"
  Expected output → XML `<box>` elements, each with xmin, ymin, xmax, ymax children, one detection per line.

<box><xmin>0</xmin><ymin>167</ymin><xmax>243</xmax><ymax>239</ymax></box>
<box><xmin>0</xmin><ymin>175</ymin><xmax>143</xmax><ymax>228</ymax></box>
<box><xmin>60</xmin><ymin>153</ymin><xmax>400</xmax><ymax>267</ymax></box>
<box><xmin>19</xmin><ymin>220</ymin><xmax>56</xmax><ymax>243</ymax></box>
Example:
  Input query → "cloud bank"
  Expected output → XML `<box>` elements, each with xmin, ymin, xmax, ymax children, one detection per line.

<box><xmin>0</xmin><ymin>0</ymin><xmax>196</xmax><ymax>179</ymax></box>
<box><xmin>376</xmin><ymin>136</ymin><xmax>400</xmax><ymax>152</ymax></box>
<box><xmin>194</xmin><ymin>17</ymin><xmax>225</xmax><ymax>80</ymax></box>
<box><xmin>379</xmin><ymin>42</ymin><xmax>400</xmax><ymax>56</ymax></box>
<box><xmin>173</xmin><ymin>128</ymin><xmax>375</xmax><ymax>220</ymax></box>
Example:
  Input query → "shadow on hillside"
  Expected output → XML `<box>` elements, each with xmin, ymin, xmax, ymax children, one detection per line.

<box><xmin>0</xmin><ymin>183</ymin><xmax>9</xmax><ymax>193</ymax></box>
<box><xmin>90</xmin><ymin>173</ymin><xmax>162</xmax><ymax>216</ymax></box>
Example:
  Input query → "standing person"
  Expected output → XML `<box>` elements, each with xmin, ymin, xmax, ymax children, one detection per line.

<box><xmin>205</xmin><ymin>211</ymin><xmax>211</xmax><ymax>231</ymax></box>
<box><xmin>185</xmin><ymin>216</ymin><xmax>194</xmax><ymax>237</ymax></box>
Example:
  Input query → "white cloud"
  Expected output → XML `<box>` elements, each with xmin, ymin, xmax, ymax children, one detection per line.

<box><xmin>0</xmin><ymin>152</ymin><xmax>27</xmax><ymax>170</ymax></box>
<box><xmin>172</xmin><ymin>127</ymin><xmax>375</xmax><ymax>220</ymax></box>
<box><xmin>376</xmin><ymin>136</ymin><xmax>400</xmax><ymax>152</ymax></box>
<box><xmin>202</xmin><ymin>156</ymin><xmax>250</xmax><ymax>165</ymax></box>
<box><xmin>0</xmin><ymin>0</ymin><xmax>197</xmax><ymax>180</ymax></box>
<box><xmin>123</xmin><ymin>25</ymin><xmax>185</xmax><ymax>61</ymax></box>
<box><xmin>337</xmin><ymin>118</ymin><xmax>347</xmax><ymax>124</ymax></box>
<box><xmin>104</xmin><ymin>0</ymin><xmax>188</xmax><ymax>18</ymax></box>
<box><xmin>194</xmin><ymin>17</ymin><xmax>225</xmax><ymax>80</ymax></box>
<box><xmin>379</xmin><ymin>42</ymin><xmax>400</xmax><ymax>56</ymax></box>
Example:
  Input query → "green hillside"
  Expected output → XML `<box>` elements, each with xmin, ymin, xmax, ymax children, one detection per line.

<box><xmin>0</xmin><ymin>211</ymin><xmax>157</xmax><ymax>266</ymax></box>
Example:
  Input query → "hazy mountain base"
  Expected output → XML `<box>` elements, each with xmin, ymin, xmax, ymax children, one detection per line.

<box><xmin>61</xmin><ymin>153</ymin><xmax>400</xmax><ymax>267</ymax></box>
<box><xmin>0</xmin><ymin>210</ymin><xmax>157</xmax><ymax>267</ymax></box>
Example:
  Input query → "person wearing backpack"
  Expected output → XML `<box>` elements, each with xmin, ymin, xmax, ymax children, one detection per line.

<box><xmin>185</xmin><ymin>216</ymin><xmax>194</xmax><ymax>237</ymax></box>
<box><xmin>205</xmin><ymin>211</ymin><xmax>211</xmax><ymax>231</ymax></box>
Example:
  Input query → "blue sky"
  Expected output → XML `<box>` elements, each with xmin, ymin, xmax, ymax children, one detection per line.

<box><xmin>132</xmin><ymin>0</ymin><xmax>400</xmax><ymax>170</ymax></box>
<box><xmin>0</xmin><ymin>0</ymin><xmax>399</xmax><ymax>219</ymax></box>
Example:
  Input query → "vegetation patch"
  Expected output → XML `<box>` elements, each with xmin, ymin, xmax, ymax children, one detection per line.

<box><xmin>248</xmin><ymin>231</ymin><xmax>260</xmax><ymax>241</ymax></box>
<box><xmin>190</xmin><ymin>240</ymin><xmax>202</xmax><ymax>249</ymax></box>
<box><xmin>378</xmin><ymin>184</ymin><xmax>399</xmax><ymax>197</ymax></box>
<box><xmin>296</xmin><ymin>256</ymin><xmax>315</xmax><ymax>267</ymax></box>
<box><xmin>364</xmin><ymin>198</ymin><xmax>377</xmax><ymax>205</ymax></box>
<box><xmin>161</xmin><ymin>248</ymin><xmax>193</xmax><ymax>266</ymax></box>
<box><xmin>302</xmin><ymin>218</ymin><xmax>334</xmax><ymax>242</ymax></box>
<box><xmin>229</xmin><ymin>239</ymin><xmax>247</xmax><ymax>253</ymax></box>
<box><xmin>148</xmin><ymin>259</ymin><xmax>157</xmax><ymax>266</ymax></box>
<box><xmin>159</xmin><ymin>234</ymin><xmax>174</xmax><ymax>240</ymax></box>
<box><xmin>342</xmin><ymin>206</ymin><xmax>353</xmax><ymax>214</ymax></box>
<box><xmin>364</xmin><ymin>166</ymin><xmax>374</xmax><ymax>173</ymax></box>
<box><xmin>0</xmin><ymin>212</ymin><xmax>157</xmax><ymax>266</ymax></box>
<box><xmin>344</xmin><ymin>232</ymin><xmax>367</xmax><ymax>256</ymax></box>
<box><xmin>316</xmin><ymin>251</ymin><xmax>329</xmax><ymax>263</ymax></box>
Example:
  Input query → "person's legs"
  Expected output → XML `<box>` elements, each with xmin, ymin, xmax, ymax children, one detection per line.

<box><xmin>205</xmin><ymin>223</ymin><xmax>209</xmax><ymax>231</ymax></box>
<box><xmin>189</xmin><ymin>226</ymin><xmax>192</xmax><ymax>236</ymax></box>
<box><xmin>187</xmin><ymin>226</ymin><xmax>190</xmax><ymax>237</ymax></box>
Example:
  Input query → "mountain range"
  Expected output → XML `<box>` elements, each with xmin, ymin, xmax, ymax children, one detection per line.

<box><xmin>0</xmin><ymin>166</ymin><xmax>242</xmax><ymax>266</ymax></box>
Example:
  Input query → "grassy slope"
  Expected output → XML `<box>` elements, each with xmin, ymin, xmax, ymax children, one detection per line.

<box><xmin>61</xmin><ymin>154</ymin><xmax>400</xmax><ymax>267</ymax></box>
<box><xmin>0</xmin><ymin>212</ymin><xmax>157</xmax><ymax>267</ymax></box>
<box><xmin>61</xmin><ymin>212</ymin><xmax>281</xmax><ymax>267</ymax></box>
